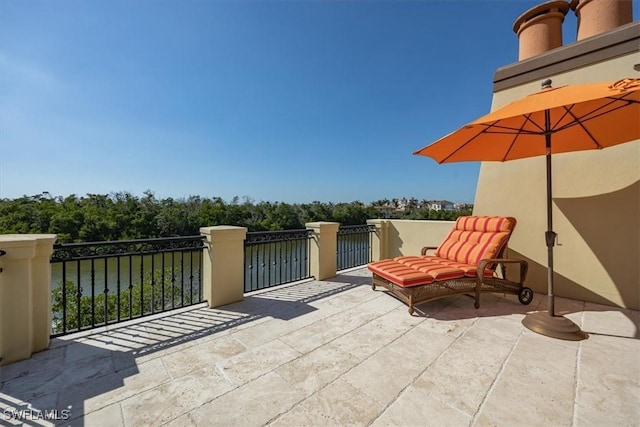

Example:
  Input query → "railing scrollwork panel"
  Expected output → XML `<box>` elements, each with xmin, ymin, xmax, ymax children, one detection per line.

<box><xmin>337</xmin><ymin>225</ymin><xmax>375</xmax><ymax>271</ymax></box>
<box><xmin>50</xmin><ymin>236</ymin><xmax>206</xmax><ymax>337</ymax></box>
<box><xmin>244</xmin><ymin>230</ymin><xmax>312</xmax><ymax>292</ymax></box>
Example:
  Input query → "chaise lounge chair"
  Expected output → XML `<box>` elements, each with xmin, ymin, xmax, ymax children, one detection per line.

<box><xmin>368</xmin><ymin>216</ymin><xmax>532</xmax><ymax>315</ymax></box>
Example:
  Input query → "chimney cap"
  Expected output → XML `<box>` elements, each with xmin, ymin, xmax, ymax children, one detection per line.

<box><xmin>513</xmin><ymin>1</ymin><xmax>571</xmax><ymax>34</ymax></box>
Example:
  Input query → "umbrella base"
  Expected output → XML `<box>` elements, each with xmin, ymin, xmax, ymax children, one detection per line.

<box><xmin>522</xmin><ymin>311</ymin><xmax>588</xmax><ymax>341</ymax></box>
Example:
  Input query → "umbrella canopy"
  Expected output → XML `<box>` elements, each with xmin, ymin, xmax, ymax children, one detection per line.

<box><xmin>414</xmin><ymin>78</ymin><xmax>640</xmax><ymax>341</ymax></box>
<box><xmin>414</xmin><ymin>78</ymin><xmax>640</xmax><ymax>162</ymax></box>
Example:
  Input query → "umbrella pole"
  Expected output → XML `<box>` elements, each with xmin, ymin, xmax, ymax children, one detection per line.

<box><xmin>521</xmin><ymin>109</ymin><xmax>587</xmax><ymax>341</ymax></box>
<box><xmin>545</xmin><ymin>135</ymin><xmax>556</xmax><ymax>317</ymax></box>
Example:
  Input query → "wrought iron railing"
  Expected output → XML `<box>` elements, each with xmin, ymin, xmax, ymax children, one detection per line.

<box><xmin>244</xmin><ymin>229</ymin><xmax>312</xmax><ymax>293</ymax></box>
<box><xmin>337</xmin><ymin>225</ymin><xmax>375</xmax><ymax>271</ymax></box>
<box><xmin>50</xmin><ymin>236</ymin><xmax>206</xmax><ymax>337</ymax></box>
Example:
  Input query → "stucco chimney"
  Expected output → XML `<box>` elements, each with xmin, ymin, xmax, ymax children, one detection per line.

<box><xmin>570</xmin><ymin>0</ymin><xmax>633</xmax><ymax>41</ymax></box>
<box><xmin>513</xmin><ymin>1</ymin><xmax>571</xmax><ymax>61</ymax></box>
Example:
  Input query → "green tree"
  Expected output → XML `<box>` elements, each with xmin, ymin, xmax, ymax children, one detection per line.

<box><xmin>0</xmin><ymin>191</ymin><xmax>474</xmax><ymax>242</ymax></box>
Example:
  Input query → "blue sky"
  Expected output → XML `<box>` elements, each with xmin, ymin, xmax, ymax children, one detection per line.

<box><xmin>1</xmin><ymin>1</ymin><xmax>638</xmax><ymax>204</ymax></box>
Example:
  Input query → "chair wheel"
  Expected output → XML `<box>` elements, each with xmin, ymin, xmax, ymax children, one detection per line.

<box><xmin>518</xmin><ymin>287</ymin><xmax>534</xmax><ymax>305</ymax></box>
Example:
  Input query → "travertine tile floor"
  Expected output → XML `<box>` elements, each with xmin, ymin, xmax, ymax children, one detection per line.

<box><xmin>1</xmin><ymin>267</ymin><xmax>639</xmax><ymax>426</ymax></box>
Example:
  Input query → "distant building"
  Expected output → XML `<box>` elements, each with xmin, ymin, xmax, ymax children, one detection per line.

<box><xmin>454</xmin><ymin>203</ymin><xmax>473</xmax><ymax>211</ymax></box>
<box><xmin>425</xmin><ymin>200</ymin><xmax>455</xmax><ymax>211</ymax></box>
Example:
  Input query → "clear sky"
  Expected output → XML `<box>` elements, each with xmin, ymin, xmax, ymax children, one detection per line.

<box><xmin>1</xmin><ymin>1</ymin><xmax>638</xmax><ymax>204</ymax></box>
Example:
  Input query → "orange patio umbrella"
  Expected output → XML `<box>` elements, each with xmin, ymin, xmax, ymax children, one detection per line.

<box><xmin>414</xmin><ymin>78</ymin><xmax>640</xmax><ymax>340</ymax></box>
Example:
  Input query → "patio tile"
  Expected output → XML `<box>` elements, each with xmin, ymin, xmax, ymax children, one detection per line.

<box><xmin>386</xmin><ymin>324</ymin><xmax>458</xmax><ymax>366</ymax></box>
<box><xmin>276</xmin><ymin>343</ymin><xmax>359</xmax><ymax>396</ymax></box>
<box><xmin>574</xmin><ymin>334</ymin><xmax>640</xmax><ymax>425</ymax></box>
<box><xmin>330</xmin><ymin>320</ymin><xmax>404</xmax><ymax>361</ymax></box>
<box><xmin>320</xmin><ymin>283</ymin><xmax>379</xmax><ymax>306</ymax></box>
<box><xmin>325</xmin><ymin>298</ymin><xmax>396</xmax><ymax>329</ymax></box>
<box><xmin>339</xmin><ymin>316</ymin><xmax>454</xmax><ymax>407</ymax></box>
<box><xmin>119</xmin><ymin>364</ymin><xmax>234</xmax><ymax>426</ymax></box>
<box><xmin>361</xmin><ymin>291</ymin><xmax>412</xmax><ymax>314</ymax></box>
<box><xmin>342</xmin><ymin>345</ymin><xmax>423</xmax><ymax>407</ymax></box>
<box><xmin>0</xmin><ymin>345</ymin><xmax>66</xmax><ymax>383</ymax></box>
<box><xmin>574</xmin><ymin>398</ymin><xmax>640</xmax><ymax>427</ymax></box>
<box><xmin>199</xmin><ymin>333</ymin><xmax>249</xmax><ymax>358</ymax></box>
<box><xmin>474</xmin><ymin>331</ymin><xmax>579</xmax><ymax>426</ymax></box>
<box><xmin>1</xmin><ymin>350</ymin><xmax>115</xmax><ymax>401</ymax></box>
<box><xmin>278</xmin><ymin>318</ymin><xmax>350</xmax><ymax>354</ymax></box>
<box><xmin>416</xmin><ymin>315</ymin><xmax>475</xmax><ymax>338</ymax></box>
<box><xmin>580</xmin><ymin>302</ymin><xmax>640</xmax><ymax>338</ymax></box>
<box><xmin>368</xmin><ymin>305</ymin><xmax>427</xmax><ymax>332</ymax></box>
<box><xmin>64</xmin><ymin>338</ymin><xmax>128</xmax><ymax>362</ymax></box>
<box><xmin>412</xmin><ymin>316</ymin><xmax>523</xmax><ymax>416</ymax></box>
<box><xmin>72</xmin><ymin>402</ymin><xmax>123</xmax><ymax>427</ymax></box>
<box><xmin>161</xmin><ymin>335</ymin><xmax>246</xmax><ymax>379</ymax></box>
<box><xmin>180</xmin><ymin>371</ymin><xmax>307</xmax><ymax>426</ymax></box>
<box><xmin>58</xmin><ymin>357</ymin><xmax>170</xmax><ymax>419</ymax></box>
<box><xmin>270</xmin><ymin>378</ymin><xmax>385</xmax><ymax>426</ymax></box>
<box><xmin>370</xmin><ymin>387</ymin><xmax>472</xmax><ymax>427</ymax></box>
<box><xmin>328</xmin><ymin>306</ymin><xmax>422</xmax><ymax>359</ymax></box>
<box><xmin>215</xmin><ymin>339</ymin><xmax>301</xmax><ymax>386</ymax></box>
<box><xmin>231</xmin><ymin>316</ymin><xmax>306</xmax><ymax>348</ymax></box>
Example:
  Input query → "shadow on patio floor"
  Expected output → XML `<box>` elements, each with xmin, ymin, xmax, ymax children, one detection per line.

<box><xmin>0</xmin><ymin>271</ymin><xmax>370</xmax><ymax>426</ymax></box>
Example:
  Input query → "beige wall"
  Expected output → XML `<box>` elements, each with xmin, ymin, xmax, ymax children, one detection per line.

<box><xmin>475</xmin><ymin>52</ymin><xmax>640</xmax><ymax>309</ymax></box>
<box><xmin>372</xmin><ymin>220</ymin><xmax>454</xmax><ymax>259</ymax></box>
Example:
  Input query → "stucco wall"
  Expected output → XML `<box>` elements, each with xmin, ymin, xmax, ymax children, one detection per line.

<box><xmin>384</xmin><ymin>220</ymin><xmax>454</xmax><ymax>258</ymax></box>
<box><xmin>474</xmin><ymin>52</ymin><xmax>639</xmax><ymax>309</ymax></box>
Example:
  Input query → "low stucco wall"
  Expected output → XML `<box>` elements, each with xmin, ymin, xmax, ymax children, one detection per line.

<box><xmin>383</xmin><ymin>220</ymin><xmax>454</xmax><ymax>259</ymax></box>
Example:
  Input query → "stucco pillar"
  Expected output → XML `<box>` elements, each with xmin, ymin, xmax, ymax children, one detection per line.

<box><xmin>200</xmin><ymin>226</ymin><xmax>247</xmax><ymax>308</ymax></box>
<box><xmin>0</xmin><ymin>234</ymin><xmax>56</xmax><ymax>366</ymax></box>
<box><xmin>366</xmin><ymin>219</ymin><xmax>389</xmax><ymax>262</ymax></box>
<box><xmin>305</xmin><ymin>222</ymin><xmax>339</xmax><ymax>280</ymax></box>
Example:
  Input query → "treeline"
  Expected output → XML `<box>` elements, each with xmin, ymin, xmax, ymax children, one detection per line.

<box><xmin>0</xmin><ymin>192</ymin><xmax>472</xmax><ymax>243</ymax></box>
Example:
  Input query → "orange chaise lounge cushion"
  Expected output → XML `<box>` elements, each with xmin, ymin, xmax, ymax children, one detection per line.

<box><xmin>435</xmin><ymin>216</ymin><xmax>516</xmax><ymax>267</ymax></box>
<box><xmin>368</xmin><ymin>257</ymin><xmax>467</xmax><ymax>288</ymax></box>
<box><xmin>393</xmin><ymin>255</ymin><xmax>490</xmax><ymax>279</ymax></box>
<box><xmin>367</xmin><ymin>259</ymin><xmax>435</xmax><ymax>287</ymax></box>
<box><xmin>367</xmin><ymin>216</ymin><xmax>516</xmax><ymax>286</ymax></box>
